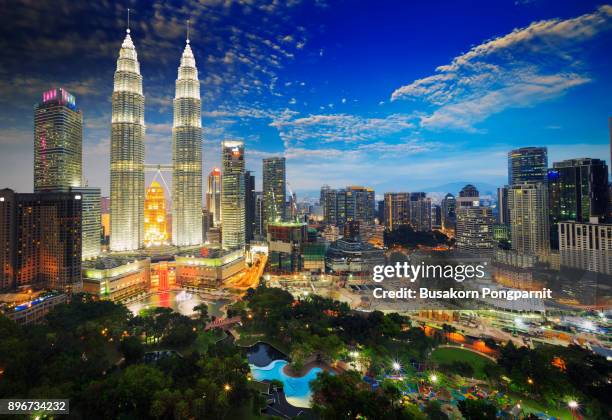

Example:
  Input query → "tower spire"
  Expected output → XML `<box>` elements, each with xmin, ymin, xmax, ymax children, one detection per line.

<box><xmin>186</xmin><ymin>18</ymin><xmax>190</xmax><ymax>44</ymax></box>
<box><xmin>127</xmin><ymin>8</ymin><xmax>131</xmax><ymax>33</ymax></box>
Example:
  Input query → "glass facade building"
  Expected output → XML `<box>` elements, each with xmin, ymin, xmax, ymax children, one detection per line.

<box><xmin>262</xmin><ymin>157</ymin><xmax>286</xmax><ymax>229</ymax></box>
<box><xmin>34</xmin><ymin>88</ymin><xmax>82</xmax><ymax>192</ymax></box>
<box><xmin>548</xmin><ymin>158</ymin><xmax>609</xmax><ymax>249</ymax></box>
<box><xmin>507</xmin><ymin>147</ymin><xmax>548</xmax><ymax>185</ymax></box>
<box><xmin>508</xmin><ymin>183</ymin><xmax>550</xmax><ymax>258</ymax></box>
<box><xmin>172</xmin><ymin>39</ymin><xmax>202</xmax><ymax>246</ymax></box>
<box><xmin>110</xmin><ymin>30</ymin><xmax>145</xmax><ymax>251</ymax></box>
<box><xmin>221</xmin><ymin>140</ymin><xmax>245</xmax><ymax>250</ymax></box>
<box><xmin>206</xmin><ymin>168</ymin><xmax>222</xmax><ymax>227</ymax></box>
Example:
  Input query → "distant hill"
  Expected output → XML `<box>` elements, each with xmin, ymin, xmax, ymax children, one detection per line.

<box><xmin>421</xmin><ymin>181</ymin><xmax>499</xmax><ymax>196</ymax></box>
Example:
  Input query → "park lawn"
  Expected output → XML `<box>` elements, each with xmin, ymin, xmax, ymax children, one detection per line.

<box><xmin>429</xmin><ymin>347</ymin><xmax>495</xmax><ymax>379</ymax></box>
<box><xmin>508</xmin><ymin>393</ymin><xmax>573</xmax><ymax>420</ymax></box>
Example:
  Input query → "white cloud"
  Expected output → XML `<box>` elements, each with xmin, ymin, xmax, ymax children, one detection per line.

<box><xmin>391</xmin><ymin>5</ymin><xmax>612</xmax><ymax>131</ymax></box>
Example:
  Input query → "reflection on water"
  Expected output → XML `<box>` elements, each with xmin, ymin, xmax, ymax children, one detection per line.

<box><xmin>127</xmin><ymin>289</ymin><xmax>227</xmax><ymax>318</ymax></box>
<box><xmin>246</xmin><ymin>342</ymin><xmax>288</xmax><ymax>367</ymax></box>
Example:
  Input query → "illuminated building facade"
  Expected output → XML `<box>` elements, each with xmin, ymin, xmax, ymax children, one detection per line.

<box><xmin>457</xmin><ymin>184</ymin><xmax>480</xmax><ymax>208</ymax></box>
<box><xmin>384</xmin><ymin>192</ymin><xmax>409</xmax><ymax>231</ymax></box>
<box><xmin>508</xmin><ymin>146</ymin><xmax>548</xmax><ymax>185</ymax></box>
<box><xmin>559</xmin><ymin>220</ymin><xmax>612</xmax><ymax>275</ymax></box>
<box><xmin>110</xmin><ymin>29</ymin><xmax>145</xmax><ymax>251</ymax></box>
<box><xmin>548</xmin><ymin>158</ymin><xmax>609</xmax><ymax>249</ymax></box>
<box><xmin>263</xmin><ymin>157</ymin><xmax>286</xmax><ymax>229</ymax></box>
<box><xmin>0</xmin><ymin>189</ymin><xmax>82</xmax><ymax>293</ymax></box>
<box><xmin>456</xmin><ymin>205</ymin><xmax>495</xmax><ymax>256</ymax></box>
<box><xmin>34</xmin><ymin>88</ymin><xmax>82</xmax><ymax>192</ymax></box>
<box><xmin>82</xmin><ymin>256</ymin><xmax>150</xmax><ymax>301</ymax></box>
<box><xmin>508</xmin><ymin>183</ymin><xmax>550</xmax><ymax>258</ymax></box>
<box><xmin>172</xmin><ymin>38</ymin><xmax>202</xmax><ymax>246</ymax></box>
<box><xmin>409</xmin><ymin>192</ymin><xmax>432</xmax><ymax>232</ymax></box>
<box><xmin>266</xmin><ymin>222</ymin><xmax>307</xmax><ymax>273</ymax></box>
<box><xmin>441</xmin><ymin>193</ymin><xmax>456</xmax><ymax>234</ymax></box>
<box><xmin>221</xmin><ymin>140</ymin><xmax>245</xmax><ymax>250</ymax></box>
<box><xmin>75</xmin><ymin>187</ymin><xmax>101</xmax><ymax>260</ymax></box>
<box><xmin>206</xmin><ymin>168</ymin><xmax>222</xmax><ymax>227</ymax></box>
<box><xmin>175</xmin><ymin>248</ymin><xmax>244</xmax><ymax>288</ymax></box>
<box><xmin>144</xmin><ymin>180</ymin><xmax>169</xmax><ymax>246</ymax></box>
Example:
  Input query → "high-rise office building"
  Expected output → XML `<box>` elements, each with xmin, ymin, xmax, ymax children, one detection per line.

<box><xmin>508</xmin><ymin>147</ymin><xmax>548</xmax><ymax>185</ymax></box>
<box><xmin>431</xmin><ymin>204</ymin><xmax>442</xmax><ymax>229</ymax></box>
<box><xmin>345</xmin><ymin>186</ymin><xmax>376</xmax><ymax>226</ymax></box>
<box><xmin>221</xmin><ymin>140</ymin><xmax>245</xmax><ymax>250</ymax></box>
<box><xmin>384</xmin><ymin>193</ymin><xmax>410</xmax><ymax>231</ymax></box>
<box><xmin>76</xmin><ymin>187</ymin><xmax>101</xmax><ymax>260</ymax></box>
<box><xmin>559</xmin><ymin>220</ymin><xmax>612</xmax><ymax>275</ymax></box>
<box><xmin>321</xmin><ymin>186</ymin><xmax>374</xmax><ymax>227</ymax></box>
<box><xmin>377</xmin><ymin>200</ymin><xmax>385</xmax><ymax>224</ymax></box>
<box><xmin>245</xmin><ymin>171</ymin><xmax>255</xmax><ymax>242</ymax></box>
<box><xmin>34</xmin><ymin>88</ymin><xmax>100</xmax><ymax>260</ymax></box>
<box><xmin>172</xmin><ymin>37</ymin><xmax>202</xmax><ymax>246</ymax></box>
<box><xmin>0</xmin><ymin>189</ymin><xmax>82</xmax><ymax>292</ymax></box>
<box><xmin>456</xmin><ymin>205</ymin><xmax>495</xmax><ymax>256</ymax></box>
<box><xmin>207</xmin><ymin>168</ymin><xmax>222</xmax><ymax>227</ymax></box>
<box><xmin>409</xmin><ymin>192</ymin><xmax>432</xmax><ymax>232</ymax></box>
<box><xmin>144</xmin><ymin>180</ymin><xmax>169</xmax><ymax>247</ymax></box>
<box><xmin>548</xmin><ymin>158</ymin><xmax>610</xmax><ymax>249</ymax></box>
<box><xmin>457</xmin><ymin>184</ymin><xmax>480</xmax><ymax>208</ymax></box>
<box><xmin>34</xmin><ymin>88</ymin><xmax>82</xmax><ymax>192</ymax></box>
<box><xmin>263</xmin><ymin>157</ymin><xmax>286</xmax><ymax>229</ymax></box>
<box><xmin>441</xmin><ymin>193</ymin><xmax>457</xmax><ymax>233</ymax></box>
<box><xmin>496</xmin><ymin>186</ymin><xmax>510</xmax><ymax>226</ymax></box>
<box><xmin>254</xmin><ymin>191</ymin><xmax>264</xmax><ymax>239</ymax></box>
<box><xmin>321</xmin><ymin>186</ymin><xmax>338</xmax><ymax>225</ymax></box>
<box><xmin>110</xmin><ymin>28</ymin><xmax>145</xmax><ymax>251</ymax></box>
<box><xmin>508</xmin><ymin>183</ymin><xmax>550</xmax><ymax>258</ymax></box>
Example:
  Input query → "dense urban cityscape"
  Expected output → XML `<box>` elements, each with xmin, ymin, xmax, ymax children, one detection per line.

<box><xmin>0</xmin><ymin>1</ymin><xmax>611</xmax><ymax>419</ymax></box>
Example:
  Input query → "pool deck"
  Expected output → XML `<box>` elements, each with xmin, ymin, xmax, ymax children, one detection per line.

<box><xmin>263</xmin><ymin>387</ymin><xmax>316</xmax><ymax>419</ymax></box>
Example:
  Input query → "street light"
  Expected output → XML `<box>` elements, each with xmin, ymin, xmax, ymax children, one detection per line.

<box><xmin>392</xmin><ymin>361</ymin><xmax>401</xmax><ymax>372</ymax></box>
<box><xmin>430</xmin><ymin>374</ymin><xmax>438</xmax><ymax>383</ymax></box>
<box><xmin>568</xmin><ymin>400</ymin><xmax>578</xmax><ymax>420</ymax></box>
<box><xmin>224</xmin><ymin>384</ymin><xmax>232</xmax><ymax>392</ymax></box>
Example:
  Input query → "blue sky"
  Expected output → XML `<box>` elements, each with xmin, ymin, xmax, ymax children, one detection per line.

<box><xmin>0</xmin><ymin>0</ymin><xmax>610</xmax><ymax>199</ymax></box>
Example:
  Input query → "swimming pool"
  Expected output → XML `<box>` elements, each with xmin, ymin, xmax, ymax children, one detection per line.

<box><xmin>250</xmin><ymin>359</ymin><xmax>324</xmax><ymax>408</ymax></box>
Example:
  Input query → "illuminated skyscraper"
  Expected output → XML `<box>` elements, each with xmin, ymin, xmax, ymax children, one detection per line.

<box><xmin>172</xmin><ymin>36</ymin><xmax>202</xmax><ymax>246</ymax></box>
<box><xmin>384</xmin><ymin>192</ymin><xmax>409</xmax><ymax>231</ymax></box>
<box><xmin>263</xmin><ymin>157</ymin><xmax>286</xmax><ymax>229</ymax></box>
<box><xmin>508</xmin><ymin>147</ymin><xmax>548</xmax><ymax>185</ymax></box>
<box><xmin>547</xmin><ymin>158</ymin><xmax>609</xmax><ymax>248</ymax></box>
<box><xmin>0</xmin><ymin>188</ymin><xmax>82</xmax><ymax>293</ymax></box>
<box><xmin>110</xmin><ymin>28</ymin><xmax>145</xmax><ymax>251</ymax></box>
<box><xmin>221</xmin><ymin>140</ymin><xmax>245</xmax><ymax>250</ymax></box>
<box><xmin>441</xmin><ymin>193</ymin><xmax>456</xmax><ymax>233</ymax></box>
<box><xmin>206</xmin><ymin>168</ymin><xmax>222</xmax><ymax>227</ymax></box>
<box><xmin>144</xmin><ymin>181</ymin><xmax>169</xmax><ymax>246</ymax></box>
<box><xmin>34</xmin><ymin>88</ymin><xmax>100</xmax><ymax>260</ymax></box>
<box><xmin>508</xmin><ymin>183</ymin><xmax>550</xmax><ymax>258</ymax></box>
<box><xmin>456</xmin><ymin>205</ymin><xmax>495</xmax><ymax>256</ymax></box>
<box><xmin>34</xmin><ymin>88</ymin><xmax>82</xmax><ymax>192</ymax></box>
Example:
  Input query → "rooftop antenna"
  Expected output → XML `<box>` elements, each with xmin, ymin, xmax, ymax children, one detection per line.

<box><xmin>126</xmin><ymin>8</ymin><xmax>131</xmax><ymax>33</ymax></box>
<box><xmin>186</xmin><ymin>18</ymin><xmax>190</xmax><ymax>44</ymax></box>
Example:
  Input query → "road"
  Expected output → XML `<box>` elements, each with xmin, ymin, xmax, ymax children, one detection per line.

<box><xmin>223</xmin><ymin>253</ymin><xmax>267</xmax><ymax>294</ymax></box>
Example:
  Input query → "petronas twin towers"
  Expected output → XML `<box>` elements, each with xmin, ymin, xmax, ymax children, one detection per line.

<box><xmin>110</xmin><ymin>27</ymin><xmax>202</xmax><ymax>251</ymax></box>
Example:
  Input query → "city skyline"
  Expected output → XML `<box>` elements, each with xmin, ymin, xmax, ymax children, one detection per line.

<box><xmin>0</xmin><ymin>1</ymin><xmax>610</xmax><ymax>198</ymax></box>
